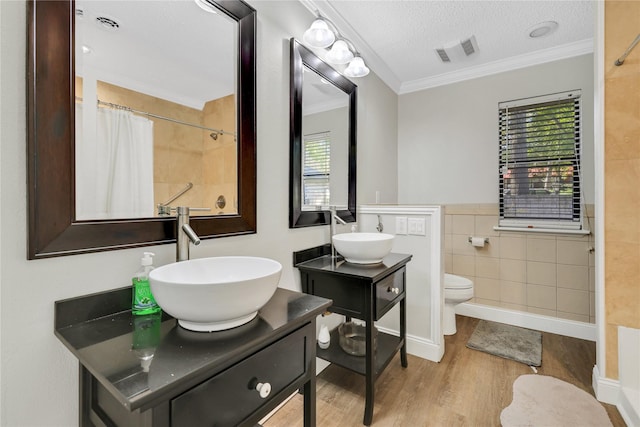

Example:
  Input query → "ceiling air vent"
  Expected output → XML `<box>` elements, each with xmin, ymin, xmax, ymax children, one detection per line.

<box><xmin>435</xmin><ymin>35</ymin><xmax>479</xmax><ymax>63</ymax></box>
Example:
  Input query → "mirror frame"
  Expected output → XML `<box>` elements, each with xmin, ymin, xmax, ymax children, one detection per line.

<box><xmin>289</xmin><ymin>38</ymin><xmax>357</xmax><ymax>228</ymax></box>
<box><xmin>27</xmin><ymin>0</ymin><xmax>257</xmax><ymax>259</ymax></box>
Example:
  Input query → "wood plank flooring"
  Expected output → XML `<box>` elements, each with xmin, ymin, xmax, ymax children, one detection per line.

<box><xmin>264</xmin><ymin>315</ymin><xmax>626</xmax><ymax>426</ymax></box>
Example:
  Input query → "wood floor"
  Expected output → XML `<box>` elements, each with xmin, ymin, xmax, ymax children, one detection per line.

<box><xmin>264</xmin><ymin>315</ymin><xmax>626</xmax><ymax>426</ymax></box>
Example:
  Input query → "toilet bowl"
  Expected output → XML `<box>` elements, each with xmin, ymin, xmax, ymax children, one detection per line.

<box><xmin>443</xmin><ymin>273</ymin><xmax>474</xmax><ymax>335</ymax></box>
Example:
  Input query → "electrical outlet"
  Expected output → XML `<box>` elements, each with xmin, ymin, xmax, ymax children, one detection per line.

<box><xmin>408</xmin><ymin>217</ymin><xmax>426</xmax><ymax>236</ymax></box>
<box><xmin>396</xmin><ymin>217</ymin><xmax>407</xmax><ymax>234</ymax></box>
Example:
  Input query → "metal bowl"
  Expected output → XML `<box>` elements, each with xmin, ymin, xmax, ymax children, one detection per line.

<box><xmin>338</xmin><ymin>322</ymin><xmax>376</xmax><ymax>356</ymax></box>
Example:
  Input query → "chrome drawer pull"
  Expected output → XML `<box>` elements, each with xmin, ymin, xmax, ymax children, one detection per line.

<box><xmin>387</xmin><ymin>287</ymin><xmax>400</xmax><ymax>295</ymax></box>
<box><xmin>255</xmin><ymin>382</ymin><xmax>271</xmax><ymax>399</ymax></box>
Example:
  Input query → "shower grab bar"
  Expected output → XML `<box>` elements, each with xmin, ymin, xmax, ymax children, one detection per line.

<box><xmin>158</xmin><ymin>183</ymin><xmax>194</xmax><ymax>215</ymax></box>
<box><xmin>614</xmin><ymin>33</ymin><xmax>640</xmax><ymax>66</ymax></box>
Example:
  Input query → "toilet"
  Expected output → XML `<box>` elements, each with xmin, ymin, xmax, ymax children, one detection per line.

<box><xmin>443</xmin><ymin>273</ymin><xmax>474</xmax><ymax>335</ymax></box>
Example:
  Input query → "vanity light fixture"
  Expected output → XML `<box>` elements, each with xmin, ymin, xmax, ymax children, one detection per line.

<box><xmin>303</xmin><ymin>14</ymin><xmax>370</xmax><ymax>77</ymax></box>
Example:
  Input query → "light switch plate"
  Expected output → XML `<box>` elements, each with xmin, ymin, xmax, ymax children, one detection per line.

<box><xmin>408</xmin><ymin>217</ymin><xmax>426</xmax><ymax>236</ymax></box>
<box><xmin>396</xmin><ymin>217</ymin><xmax>407</xmax><ymax>234</ymax></box>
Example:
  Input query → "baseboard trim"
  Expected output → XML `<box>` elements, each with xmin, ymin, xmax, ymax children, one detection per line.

<box><xmin>377</xmin><ymin>326</ymin><xmax>444</xmax><ymax>363</ymax></box>
<box><xmin>456</xmin><ymin>302</ymin><xmax>596</xmax><ymax>341</ymax></box>
<box><xmin>619</xmin><ymin>386</ymin><xmax>640</xmax><ymax>427</ymax></box>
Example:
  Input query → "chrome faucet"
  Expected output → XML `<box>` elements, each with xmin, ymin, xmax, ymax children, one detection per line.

<box><xmin>176</xmin><ymin>206</ymin><xmax>201</xmax><ymax>262</ymax></box>
<box><xmin>329</xmin><ymin>206</ymin><xmax>347</xmax><ymax>259</ymax></box>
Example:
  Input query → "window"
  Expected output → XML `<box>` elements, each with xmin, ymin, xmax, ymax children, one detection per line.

<box><xmin>302</xmin><ymin>132</ymin><xmax>331</xmax><ymax>208</ymax></box>
<box><xmin>498</xmin><ymin>90</ymin><xmax>582</xmax><ymax>230</ymax></box>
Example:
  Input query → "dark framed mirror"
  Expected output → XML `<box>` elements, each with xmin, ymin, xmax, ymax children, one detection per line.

<box><xmin>27</xmin><ymin>0</ymin><xmax>256</xmax><ymax>259</ymax></box>
<box><xmin>289</xmin><ymin>38</ymin><xmax>356</xmax><ymax>228</ymax></box>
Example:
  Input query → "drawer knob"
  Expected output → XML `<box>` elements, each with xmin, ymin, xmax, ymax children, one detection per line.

<box><xmin>387</xmin><ymin>287</ymin><xmax>400</xmax><ymax>295</ymax></box>
<box><xmin>255</xmin><ymin>382</ymin><xmax>271</xmax><ymax>399</ymax></box>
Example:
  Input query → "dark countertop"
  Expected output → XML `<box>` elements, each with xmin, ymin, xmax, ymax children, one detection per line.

<box><xmin>295</xmin><ymin>253</ymin><xmax>413</xmax><ymax>281</ymax></box>
<box><xmin>55</xmin><ymin>287</ymin><xmax>331</xmax><ymax>412</ymax></box>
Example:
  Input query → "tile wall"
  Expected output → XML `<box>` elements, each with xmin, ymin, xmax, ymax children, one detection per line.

<box><xmin>444</xmin><ymin>204</ymin><xmax>596</xmax><ymax>323</ymax></box>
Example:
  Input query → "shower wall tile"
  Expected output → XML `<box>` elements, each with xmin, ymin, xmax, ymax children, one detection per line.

<box><xmin>589</xmin><ymin>266</ymin><xmax>596</xmax><ymax>292</ymax></box>
<box><xmin>557</xmin><ymin>264</ymin><xmax>589</xmax><ymax>290</ymax></box>
<box><xmin>444</xmin><ymin>214</ymin><xmax>452</xmax><ymax>234</ymax></box>
<box><xmin>444</xmin><ymin>253</ymin><xmax>453</xmax><ymax>273</ymax></box>
<box><xmin>501</xmin><ymin>302</ymin><xmax>528</xmax><ymax>312</ymax></box>
<box><xmin>527</xmin><ymin>261</ymin><xmax>557</xmax><ymax>286</ymax></box>
<box><xmin>444</xmin><ymin>234</ymin><xmax>453</xmax><ymax>254</ymax></box>
<box><xmin>473</xmin><ymin>297</ymin><xmax>501</xmax><ymax>308</ymax></box>
<box><xmin>474</xmin><ymin>238</ymin><xmax>500</xmax><ymax>258</ymax></box>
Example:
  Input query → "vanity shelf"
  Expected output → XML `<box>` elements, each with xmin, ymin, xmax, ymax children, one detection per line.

<box><xmin>295</xmin><ymin>252</ymin><xmax>412</xmax><ymax>426</ymax></box>
<box><xmin>55</xmin><ymin>287</ymin><xmax>331</xmax><ymax>427</ymax></box>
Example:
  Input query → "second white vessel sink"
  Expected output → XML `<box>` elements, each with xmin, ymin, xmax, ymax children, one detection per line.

<box><xmin>149</xmin><ymin>256</ymin><xmax>282</xmax><ymax>332</ymax></box>
<box><xmin>332</xmin><ymin>232</ymin><xmax>394</xmax><ymax>264</ymax></box>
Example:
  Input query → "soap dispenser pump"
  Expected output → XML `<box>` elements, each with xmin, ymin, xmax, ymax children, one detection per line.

<box><xmin>132</xmin><ymin>252</ymin><xmax>161</xmax><ymax>315</ymax></box>
<box><xmin>318</xmin><ymin>324</ymin><xmax>330</xmax><ymax>349</ymax></box>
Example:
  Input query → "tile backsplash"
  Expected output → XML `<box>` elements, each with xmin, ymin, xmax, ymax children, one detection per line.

<box><xmin>444</xmin><ymin>204</ymin><xmax>595</xmax><ymax>323</ymax></box>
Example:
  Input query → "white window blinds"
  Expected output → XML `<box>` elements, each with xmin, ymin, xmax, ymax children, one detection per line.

<box><xmin>302</xmin><ymin>132</ymin><xmax>331</xmax><ymax>207</ymax></box>
<box><xmin>498</xmin><ymin>90</ymin><xmax>582</xmax><ymax>230</ymax></box>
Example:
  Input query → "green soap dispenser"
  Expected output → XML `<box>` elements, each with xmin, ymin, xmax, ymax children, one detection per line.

<box><xmin>132</xmin><ymin>252</ymin><xmax>161</xmax><ymax>315</ymax></box>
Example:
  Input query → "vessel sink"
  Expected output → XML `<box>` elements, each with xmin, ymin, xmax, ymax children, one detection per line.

<box><xmin>332</xmin><ymin>232</ymin><xmax>394</xmax><ymax>264</ymax></box>
<box><xmin>149</xmin><ymin>256</ymin><xmax>282</xmax><ymax>332</ymax></box>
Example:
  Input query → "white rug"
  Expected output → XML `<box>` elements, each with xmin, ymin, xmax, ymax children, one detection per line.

<box><xmin>501</xmin><ymin>375</ymin><xmax>613</xmax><ymax>426</ymax></box>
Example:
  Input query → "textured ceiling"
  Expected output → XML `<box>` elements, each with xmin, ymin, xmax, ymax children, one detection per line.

<box><xmin>303</xmin><ymin>0</ymin><xmax>594</xmax><ymax>93</ymax></box>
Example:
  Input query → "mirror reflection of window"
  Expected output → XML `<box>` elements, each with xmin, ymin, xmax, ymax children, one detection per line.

<box><xmin>302</xmin><ymin>132</ymin><xmax>331</xmax><ymax>208</ymax></box>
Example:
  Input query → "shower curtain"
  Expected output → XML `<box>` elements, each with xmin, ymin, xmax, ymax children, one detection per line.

<box><xmin>76</xmin><ymin>105</ymin><xmax>154</xmax><ymax>220</ymax></box>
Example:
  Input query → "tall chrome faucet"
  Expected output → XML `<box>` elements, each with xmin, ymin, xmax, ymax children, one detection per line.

<box><xmin>329</xmin><ymin>206</ymin><xmax>347</xmax><ymax>259</ymax></box>
<box><xmin>176</xmin><ymin>206</ymin><xmax>201</xmax><ymax>262</ymax></box>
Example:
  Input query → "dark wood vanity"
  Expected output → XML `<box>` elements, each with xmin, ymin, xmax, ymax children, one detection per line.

<box><xmin>295</xmin><ymin>252</ymin><xmax>412</xmax><ymax>425</ymax></box>
<box><xmin>55</xmin><ymin>287</ymin><xmax>331</xmax><ymax>427</ymax></box>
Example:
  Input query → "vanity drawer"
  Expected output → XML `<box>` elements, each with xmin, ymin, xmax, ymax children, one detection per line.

<box><xmin>171</xmin><ymin>324</ymin><xmax>311</xmax><ymax>427</ymax></box>
<box><xmin>375</xmin><ymin>268</ymin><xmax>405</xmax><ymax>319</ymax></box>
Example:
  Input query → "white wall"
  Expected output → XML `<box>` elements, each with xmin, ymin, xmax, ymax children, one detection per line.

<box><xmin>397</xmin><ymin>54</ymin><xmax>594</xmax><ymax>205</ymax></box>
<box><xmin>0</xmin><ymin>1</ymin><xmax>398</xmax><ymax>425</ymax></box>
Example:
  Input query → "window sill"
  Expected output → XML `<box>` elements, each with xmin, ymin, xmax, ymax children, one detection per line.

<box><xmin>493</xmin><ymin>226</ymin><xmax>591</xmax><ymax>236</ymax></box>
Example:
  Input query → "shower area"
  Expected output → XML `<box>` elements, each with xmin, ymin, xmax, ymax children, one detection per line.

<box><xmin>75</xmin><ymin>79</ymin><xmax>237</xmax><ymax>220</ymax></box>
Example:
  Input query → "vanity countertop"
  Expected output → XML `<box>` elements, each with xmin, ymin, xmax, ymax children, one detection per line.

<box><xmin>54</xmin><ymin>287</ymin><xmax>331</xmax><ymax>413</ymax></box>
<box><xmin>295</xmin><ymin>253</ymin><xmax>413</xmax><ymax>281</ymax></box>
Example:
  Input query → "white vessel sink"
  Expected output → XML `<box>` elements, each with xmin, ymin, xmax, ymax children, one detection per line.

<box><xmin>332</xmin><ymin>232</ymin><xmax>394</xmax><ymax>264</ymax></box>
<box><xmin>149</xmin><ymin>256</ymin><xmax>282</xmax><ymax>332</ymax></box>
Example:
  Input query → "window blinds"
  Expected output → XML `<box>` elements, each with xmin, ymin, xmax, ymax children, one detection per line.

<box><xmin>498</xmin><ymin>91</ymin><xmax>582</xmax><ymax>229</ymax></box>
<box><xmin>302</xmin><ymin>132</ymin><xmax>331</xmax><ymax>207</ymax></box>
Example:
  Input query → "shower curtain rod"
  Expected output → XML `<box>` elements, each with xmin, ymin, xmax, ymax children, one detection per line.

<box><xmin>75</xmin><ymin>97</ymin><xmax>236</xmax><ymax>138</ymax></box>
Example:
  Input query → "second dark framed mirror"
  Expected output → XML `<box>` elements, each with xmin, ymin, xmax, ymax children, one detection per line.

<box><xmin>289</xmin><ymin>38</ymin><xmax>357</xmax><ymax>228</ymax></box>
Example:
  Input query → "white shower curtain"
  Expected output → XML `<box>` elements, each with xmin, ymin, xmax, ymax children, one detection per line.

<box><xmin>76</xmin><ymin>105</ymin><xmax>154</xmax><ymax>220</ymax></box>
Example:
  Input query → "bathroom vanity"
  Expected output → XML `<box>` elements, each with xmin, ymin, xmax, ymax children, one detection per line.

<box><xmin>295</xmin><ymin>252</ymin><xmax>412</xmax><ymax>425</ymax></box>
<box><xmin>55</xmin><ymin>287</ymin><xmax>331</xmax><ymax>427</ymax></box>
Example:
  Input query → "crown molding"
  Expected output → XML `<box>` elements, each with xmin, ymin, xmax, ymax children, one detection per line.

<box><xmin>399</xmin><ymin>38</ymin><xmax>594</xmax><ymax>95</ymax></box>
